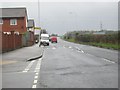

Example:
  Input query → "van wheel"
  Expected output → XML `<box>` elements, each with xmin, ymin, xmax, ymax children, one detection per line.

<box><xmin>39</xmin><ymin>43</ymin><xmax>42</xmax><ymax>47</ymax></box>
<box><xmin>39</xmin><ymin>44</ymin><xmax>41</xmax><ymax>47</ymax></box>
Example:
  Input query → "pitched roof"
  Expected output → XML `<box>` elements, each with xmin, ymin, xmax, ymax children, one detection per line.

<box><xmin>0</xmin><ymin>7</ymin><xmax>27</xmax><ymax>18</ymax></box>
<box><xmin>28</xmin><ymin>19</ymin><xmax>35</xmax><ymax>28</ymax></box>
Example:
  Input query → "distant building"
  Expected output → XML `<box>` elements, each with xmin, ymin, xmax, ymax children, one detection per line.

<box><xmin>27</xmin><ymin>19</ymin><xmax>35</xmax><ymax>46</ymax></box>
<box><xmin>0</xmin><ymin>8</ymin><xmax>28</xmax><ymax>34</ymax></box>
<box><xmin>27</xmin><ymin>19</ymin><xmax>35</xmax><ymax>32</ymax></box>
<box><xmin>40</xmin><ymin>29</ymin><xmax>48</xmax><ymax>35</ymax></box>
<box><xmin>93</xmin><ymin>30</ymin><xmax>106</xmax><ymax>35</ymax></box>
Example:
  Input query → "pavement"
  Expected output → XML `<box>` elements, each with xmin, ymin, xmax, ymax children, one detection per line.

<box><xmin>1</xmin><ymin>44</ymin><xmax>43</xmax><ymax>65</ymax></box>
<box><xmin>1</xmin><ymin>44</ymin><xmax>43</xmax><ymax>89</ymax></box>
<box><xmin>1</xmin><ymin>38</ymin><xmax>118</xmax><ymax>88</ymax></box>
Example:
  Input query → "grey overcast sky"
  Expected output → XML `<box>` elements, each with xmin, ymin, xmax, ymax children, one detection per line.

<box><xmin>0</xmin><ymin>1</ymin><xmax>118</xmax><ymax>35</ymax></box>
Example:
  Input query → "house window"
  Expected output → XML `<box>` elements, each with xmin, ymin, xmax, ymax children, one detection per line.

<box><xmin>10</xmin><ymin>19</ymin><xmax>17</xmax><ymax>25</ymax></box>
<box><xmin>0</xmin><ymin>19</ymin><xmax>3</xmax><ymax>24</ymax></box>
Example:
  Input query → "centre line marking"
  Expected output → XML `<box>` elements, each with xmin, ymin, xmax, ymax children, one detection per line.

<box><xmin>32</xmin><ymin>58</ymin><xmax>42</xmax><ymax>88</ymax></box>
<box><xmin>34</xmin><ymin>59</ymin><xmax>41</xmax><ymax>72</ymax></box>
<box><xmin>86</xmin><ymin>53</ymin><xmax>94</xmax><ymax>56</ymax></box>
<box><xmin>35</xmin><ymin>76</ymin><xmax>38</xmax><ymax>79</ymax></box>
<box><xmin>34</xmin><ymin>80</ymin><xmax>38</xmax><ymax>84</ymax></box>
<box><xmin>35</xmin><ymin>68</ymin><xmax>40</xmax><ymax>70</ymax></box>
<box><xmin>103</xmin><ymin>58</ymin><xmax>115</xmax><ymax>63</ymax></box>
<box><xmin>25</xmin><ymin>69</ymin><xmax>29</xmax><ymax>71</ymax></box>
<box><xmin>32</xmin><ymin>85</ymin><xmax>36</xmax><ymax>88</ymax></box>
<box><xmin>22</xmin><ymin>60</ymin><xmax>35</xmax><ymax>72</ymax></box>
<box><xmin>36</xmin><ymin>73</ymin><xmax>39</xmax><ymax>75</ymax></box>
<box><xmin>81</xmin><ymin>50</ymin><xmax>84</xmax><ymax>53</ymax></box>
<box><xmin>22</xmin><ymin>71</ymin><xmax>27</xmax><ymax>72</ymax></box>
<box><xmin>76</xmin><ymin>47</ymin><xmax>80</xmax><ymax>50</ymax></box>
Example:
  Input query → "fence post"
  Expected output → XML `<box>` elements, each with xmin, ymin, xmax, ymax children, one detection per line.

<box><xmin>0</xmin><ymin>32</ymin><xmax>2</xmax><ymax>53</ymax></box>
<box><xmin>11</xmin><ymin>31</ymin><xmax>15</xmax><ymax>50</ymax></box>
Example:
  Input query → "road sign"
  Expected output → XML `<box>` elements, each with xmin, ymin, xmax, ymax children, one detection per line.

<box><xmin>34</xmin><ymin>27</ymin><xmax>41</xmax><ymax>30</ymax></box>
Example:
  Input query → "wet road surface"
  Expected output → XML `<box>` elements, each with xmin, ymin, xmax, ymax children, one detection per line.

<box><xmin>2</xmin><ymin>38</ymin><xmax>118</xmax><ymax>88</ymax></box>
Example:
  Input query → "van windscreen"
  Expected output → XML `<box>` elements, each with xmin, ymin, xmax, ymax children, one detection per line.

<box><xmin>41</xmin><ymin>37</ymin><xmax>49</xmax><ymax>40</ymax></box>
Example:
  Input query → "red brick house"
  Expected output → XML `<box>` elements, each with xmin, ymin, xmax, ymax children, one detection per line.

<box><xmin>0</xmin><ymin>8</ymin><xmax>28</xmax><ymax>34</ymax></box>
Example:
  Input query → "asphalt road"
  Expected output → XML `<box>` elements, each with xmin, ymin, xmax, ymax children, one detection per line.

<box><xmin>2</xmin><ymin>38</ymin><xmax>118</xmax><ymax>88</ymax></box>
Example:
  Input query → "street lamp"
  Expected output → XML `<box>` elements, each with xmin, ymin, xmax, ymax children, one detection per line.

<box><xmin>69</xmin><ymin>11</ymin><xmax>79</xmax><ymax>31</ymax></box>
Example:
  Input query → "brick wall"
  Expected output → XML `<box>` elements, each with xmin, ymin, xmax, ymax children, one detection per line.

<box><xmin>1</xmin><ymin>17</ymin><xmax>27</xmax><ymax>34</ymax></box>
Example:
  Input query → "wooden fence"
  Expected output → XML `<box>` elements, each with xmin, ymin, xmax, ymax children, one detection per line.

<box><xmin>0</xmin><ymin>31</ymin><xmax>35</xmax><ymax>53</ymax></box>
<box><xmin>1</xmin><ymin>31</ymin><xmax>22</xmax><ymax>53</ymax></box>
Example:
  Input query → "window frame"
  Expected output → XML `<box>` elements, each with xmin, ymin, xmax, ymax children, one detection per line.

<box><xmin>0</xmin><ymin>19</ymin><xmax>3</xmax><ymax>24</ymax></box>
<box><xmin>10</xmin><ymin>19</ymin><xmax>17</xmax><ymax>25</ymax></box>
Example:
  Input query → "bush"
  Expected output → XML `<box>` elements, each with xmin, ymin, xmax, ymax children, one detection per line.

<box><xmin>64</xmin><ymin>31</ymin><xmax>119</xmax><ymax>50</ymax></box>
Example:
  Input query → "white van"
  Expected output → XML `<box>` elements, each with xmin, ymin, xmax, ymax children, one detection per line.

<box><xmin>39</xmin><ymin>34</ymin><xmax>49</xmax><ymax>46</ymax></box>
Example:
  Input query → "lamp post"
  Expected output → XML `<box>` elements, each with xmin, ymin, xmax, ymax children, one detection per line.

<box><xmin>69</xmin><ymin>11</ymin><xmax>79</xmax><ymax>31</ymax></box>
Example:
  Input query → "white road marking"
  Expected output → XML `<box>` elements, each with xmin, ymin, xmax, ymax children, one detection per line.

<box><xmin>76</xmin><ymin>47</ymin><xmax>80</xmax><ymax>50</ymax></box>
<box><xmin>34</xmin><ymin>59</ymin><xmax>41</xmax><ymax>72</ymax></box>
<box><xmin>32</xmin><ymin>85</ymin><xmax>37</xmax><ymax>88</ymax></box>
<box><xmin>35</xmin><ymin>76</ymin><xmax>38</xmax><ymax>79</ymax></box>
<box><xmin>32</xmin><ymin>58</ymin><xmax>42</xmax><ymax>88</ymax></box>
<box><xmin>36</xmin><ymin>73</ymin><xmax>39</xmax><ymax>75</ymax></box>
<box><xmin>85</xmin><ymin>53</ymin><xmax>115</xmax><ymax>64</ymax></box>
<box><xmin>35</xmin><ymin>68</ymin><xmax>40</xmax><ymax>70</ymax></box>
<box><xmin>34</xmin><ymin>80</ymin><xmax>38</xmax><ymax>84</ymax></box>
<box><xmin>75</xmin><ymin>47</ymin><xmax>84</xmax><ymax>53</ymax></box>
<box><xmin>69</xmin><ymin>46</ymin><xmax>72</xmax><ymax>49</ymax></box>
<box><xmin>34</xmin><ymin>70</ymin><xmax>39</xmax><ymax>73</ymax></box>
<box><xmin>22</xmin><ymin>60</ymin><xmax>35</xmax><ymax>72</ymax></box>
<box><xmin>34</xmin><ymin>70</ymin><xmax>40</xmax><ymax>72</ymax></box>
<box><xmin>81</xmin><ymin>50</ymin><xmax>84</xmax><ymax>53</ymax></box>
<box><xmin>22</xmin><ymin>71</ymin><xmax>27</xmax><ymax>72</ymax></box>
<box><xmin>86</xmin><ymin>53</ymin><xmax>94</xmax><ymax>56</ymax></box>
<box><xmin>52</xmin><ymin>47</ymin><xmax>56</xmax><ymax>49</ymax></box>
<box><xmin>25</xmin><ymin>69</ymin><xmax>29</xmax><ymax>71</ymax></box>
<box><xmin>103</xmin><ymin>58</ymin><xmax>115</xmax><ymax>63</ymax></box>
